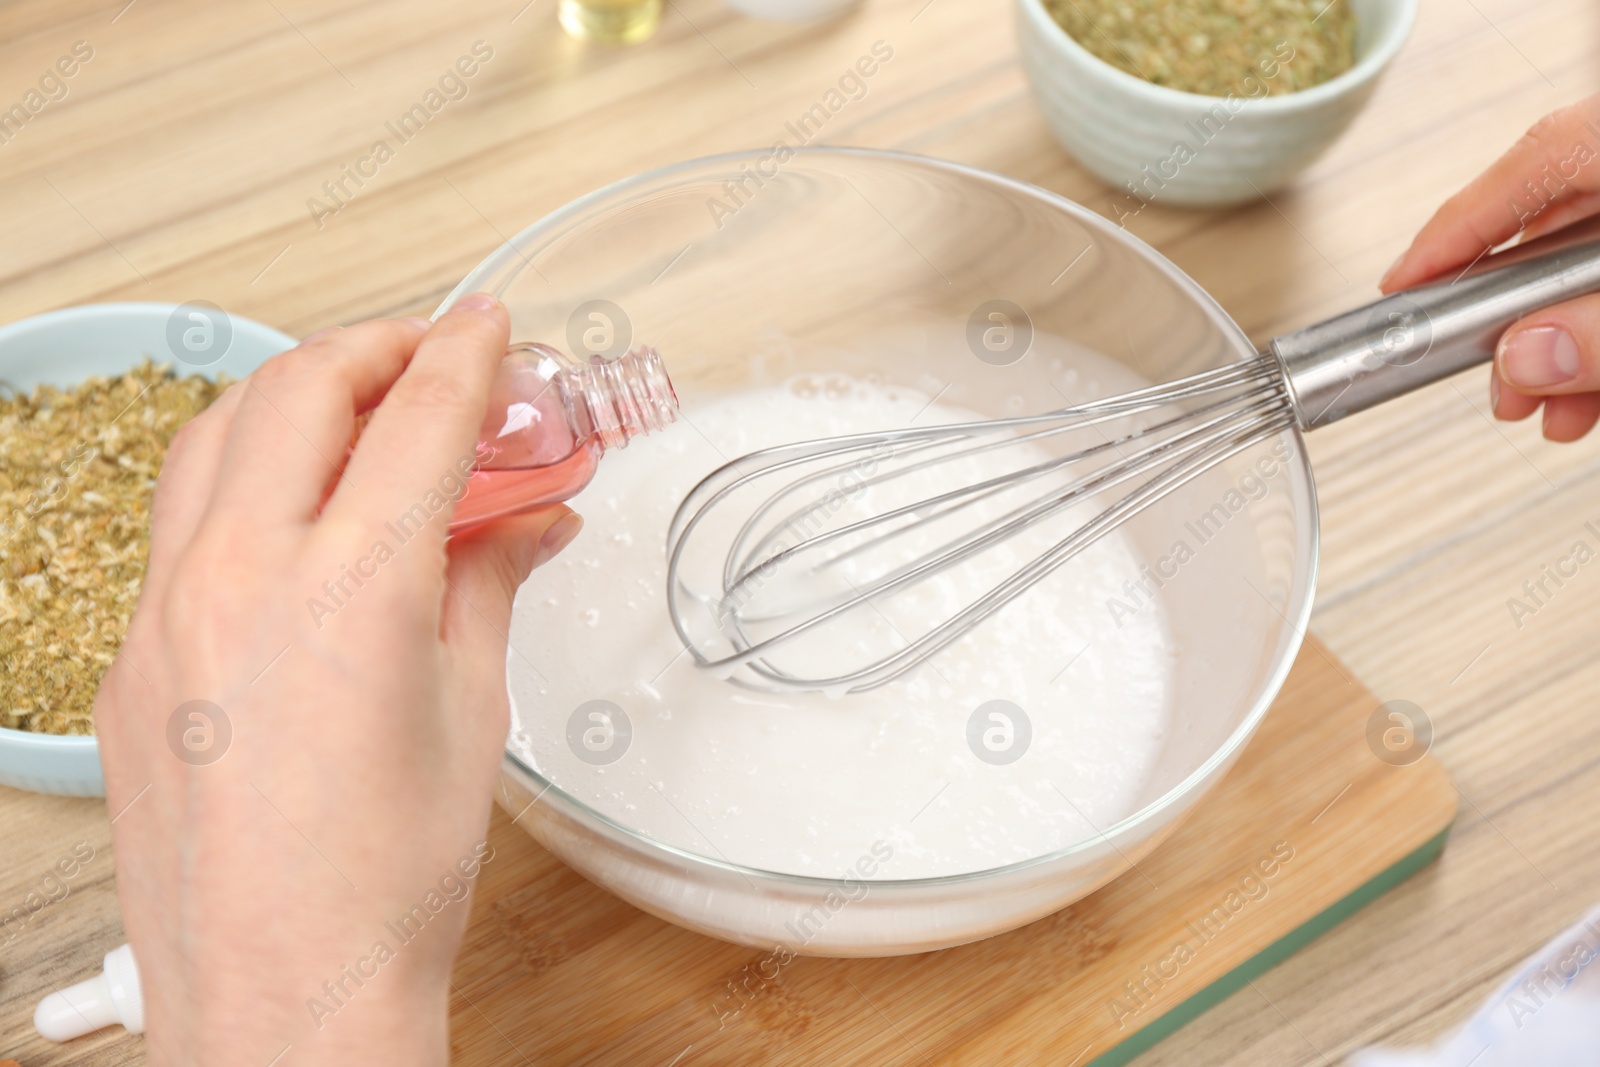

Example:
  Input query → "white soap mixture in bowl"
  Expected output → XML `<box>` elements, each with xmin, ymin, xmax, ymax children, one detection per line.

<box><xmin>508</xmin><ymin>355</ymin><xmax>1176</xmax><ymax>882</ymax></box>
<box><xmin>464</xmin><ymin>148</ymin><xmax>1315</xmax><ymax>954</ymax></box>
<box><xmin>505</xmin><ymin>363</ymin><xmax>1184</xmax><ymax>883</ymax></box>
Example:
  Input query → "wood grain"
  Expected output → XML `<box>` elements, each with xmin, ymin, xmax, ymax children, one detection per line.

<box><xmin>0</xmin><ymin>0</ymin><xmax>1597</xmax><ymax>1063</ymax></box>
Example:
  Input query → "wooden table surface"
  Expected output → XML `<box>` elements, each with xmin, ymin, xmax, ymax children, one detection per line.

<box><xmin>2</xmin><ymin>0</ymin><xmax>1598</xmax><ymax>1062</ymax></box>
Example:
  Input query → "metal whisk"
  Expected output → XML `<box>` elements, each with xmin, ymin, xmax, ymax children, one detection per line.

<box><xmin>666</xmin><ymin>223</ymin><xmax>1600</xmax><ymax>694</ymax></box>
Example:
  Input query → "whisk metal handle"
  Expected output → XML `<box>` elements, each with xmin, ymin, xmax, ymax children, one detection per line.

<box><xmin>1269</xmin><ymin>216</ymin><xmax>1600</xmax><ymax>430</ymax></box>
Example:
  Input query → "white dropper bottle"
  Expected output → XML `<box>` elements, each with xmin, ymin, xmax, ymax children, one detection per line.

<box><xmin>34</xmin><ymin>943</ymin><xmax>145</xmax><ymax>1042</ymax></box>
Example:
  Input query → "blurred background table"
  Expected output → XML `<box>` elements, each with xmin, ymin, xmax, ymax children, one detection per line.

<box><xmin>1</xmin><ymin>0</ymin><xmax>1598</xmax><ymax>1062</ymax></box>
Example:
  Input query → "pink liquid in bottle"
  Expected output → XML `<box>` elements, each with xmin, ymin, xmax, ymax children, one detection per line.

<box><xmin>449</xmin><ymin>343</ymin><xmax>678</xmax><ymax>532</ymax></box>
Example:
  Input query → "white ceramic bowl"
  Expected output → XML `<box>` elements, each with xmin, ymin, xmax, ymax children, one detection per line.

<box><xmin>0</xmin><ymin>302</ymin><xmax>296</xmax><ymax>796</ymax></box>
<box><xmin>1016</xmin><ymin>0</ymin><xmax>1415</xmax><ymax>206</ymax></box>
<box><xmin>724</xmin><ymin>0</ymin><xmax>861</xmax><ymax>18</ymax></box>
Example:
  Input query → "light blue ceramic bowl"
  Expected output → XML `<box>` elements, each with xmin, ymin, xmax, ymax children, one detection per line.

<box><xmin>0</xmin><ymin>302</ymin><xmax>296</xmax><ymax>796</ymax></box>
<box><xmin>1016</xmin><ymin>0</ymin><xmax>1415</xmax><ymax>205</ymax></box>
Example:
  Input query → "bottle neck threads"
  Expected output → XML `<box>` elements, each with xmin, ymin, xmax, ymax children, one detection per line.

<box><xmin>573</xmin><ymin>346</ymin><xmax>679</xmax><ymax>450</ymax></box>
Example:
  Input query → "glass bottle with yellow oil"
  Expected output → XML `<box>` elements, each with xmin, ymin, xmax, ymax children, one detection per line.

<box><xmin>558</xmin><ymin>0</ymin><xmax>662</xmax><ymax>43</ymax></box>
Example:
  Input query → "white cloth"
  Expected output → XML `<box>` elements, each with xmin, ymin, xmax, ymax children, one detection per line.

<box><xmin>1350</xmin><ymin>905</ymin><xmax>1600</xmax><ymax>1066</ymax></box>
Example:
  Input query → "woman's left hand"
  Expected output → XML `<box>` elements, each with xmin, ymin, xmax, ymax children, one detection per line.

<box><xmin>96</xmin><ymin>296</ymin><xmax>580</xmax><ymax>1066</ymax></box>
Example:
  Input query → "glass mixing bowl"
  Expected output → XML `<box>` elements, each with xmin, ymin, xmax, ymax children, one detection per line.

<box><xmin>443</xmin><ymin>148</ymin><xmax>1317</xmax><ymax>956</ymax></box>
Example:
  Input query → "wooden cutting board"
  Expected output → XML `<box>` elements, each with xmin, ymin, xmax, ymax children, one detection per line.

<box><xmin>0</xmin><ymin>637</ymin><xmax>1455</xmax><ymax>1066</ymax></box>
<box><xmin>445</xmin><ymin>637</ymin><xmax>1458</xmax><ymax>1066</ymax></box>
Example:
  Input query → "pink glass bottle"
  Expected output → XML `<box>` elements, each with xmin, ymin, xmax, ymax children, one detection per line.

<box><xmin>450</xmin><ymin>343</ymin><xmax>678</xmax><ymax>532</ymax></box>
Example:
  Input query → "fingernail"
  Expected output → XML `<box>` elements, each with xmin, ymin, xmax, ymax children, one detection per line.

<box><xmin>533</xmin><ymin>513</ymin><xmax>583</xmax><ymax>568</ymax></box>
<box><xmin>302</xmin><ymin>326</ymin><xmax>343</xmax><ymax>344</ymax></box>
<box><xmin>402</xmin><ymin>317</ymin><xmax>432</xmax><ymax>330</ymax></box>
<box><xmin>453</xmin><ymin>292</ymin><xmax>500</xmax><ymax>312</ymax></box>
<box><xmin>1488</xmin><ymin>372</ymin><xmax>1501</xmax><ymax>415</ymax></box>
<box><xmin>1499</xmin><ymin>326</ymin><xmax>1582</xmax><ymax>389</ymax></box>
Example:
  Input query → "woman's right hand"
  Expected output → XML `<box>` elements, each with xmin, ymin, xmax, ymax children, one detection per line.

<box><xmin>1380</xmin><ymin>94</ymin><xmax>1600</xmax><ymax>442</ymax></box>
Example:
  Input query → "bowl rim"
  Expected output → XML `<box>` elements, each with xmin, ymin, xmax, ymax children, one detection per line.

<box><xmin>0</xmin><ymin>300</ymin><xmax>298</xmax><ymax>755</ymax></box>
<box><xmin>0</xmin><ymin>300</ymin><xmax>297</xmax><ymax>349</ymax></box>
<box><xmin>456</xmin><ymin>145</ymin><xmax>1321</xmax><ymax>890</ymax></box>
<box><xmin>1013</xmin><ymin>0</ymin><xmax>1417</xmax><ymax>112</ymax></box>
<box><xmin>0</xmin><ymin>725</ymin><xmax>98</xmax><ymax>748</ymax></box>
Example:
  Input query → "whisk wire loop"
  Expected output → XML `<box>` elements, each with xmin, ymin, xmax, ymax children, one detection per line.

<box><xmin>727</xmin><ymin>374</ymin><xmax>1290</xmax><ymax>594</ymax></box>
<box><xmin>665</xmin><ymin>356</ymin><xmax>1295</xmax><ymax>693</ymax></box>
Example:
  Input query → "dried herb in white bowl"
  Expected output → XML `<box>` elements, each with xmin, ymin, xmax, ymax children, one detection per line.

<box><xmin>1</xmin><ymin>362</ymin><xmax>224</xmax><ymax>735</ymax></box>
<box><xmin>1044</xmin><ymin>0</ymin><xmax>1357</xmax><ymax>98</ymax></box>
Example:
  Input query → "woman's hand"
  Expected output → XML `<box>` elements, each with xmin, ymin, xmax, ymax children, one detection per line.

<box><xmin>95</xmin><ymin>295</ymin><xmax>582</xmax><ymax>1066</ymax></box>
<box><xmin>1381</xmin><ymin>94</ymin><xmax>1600</xmax><ymax>442</ymax></box>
